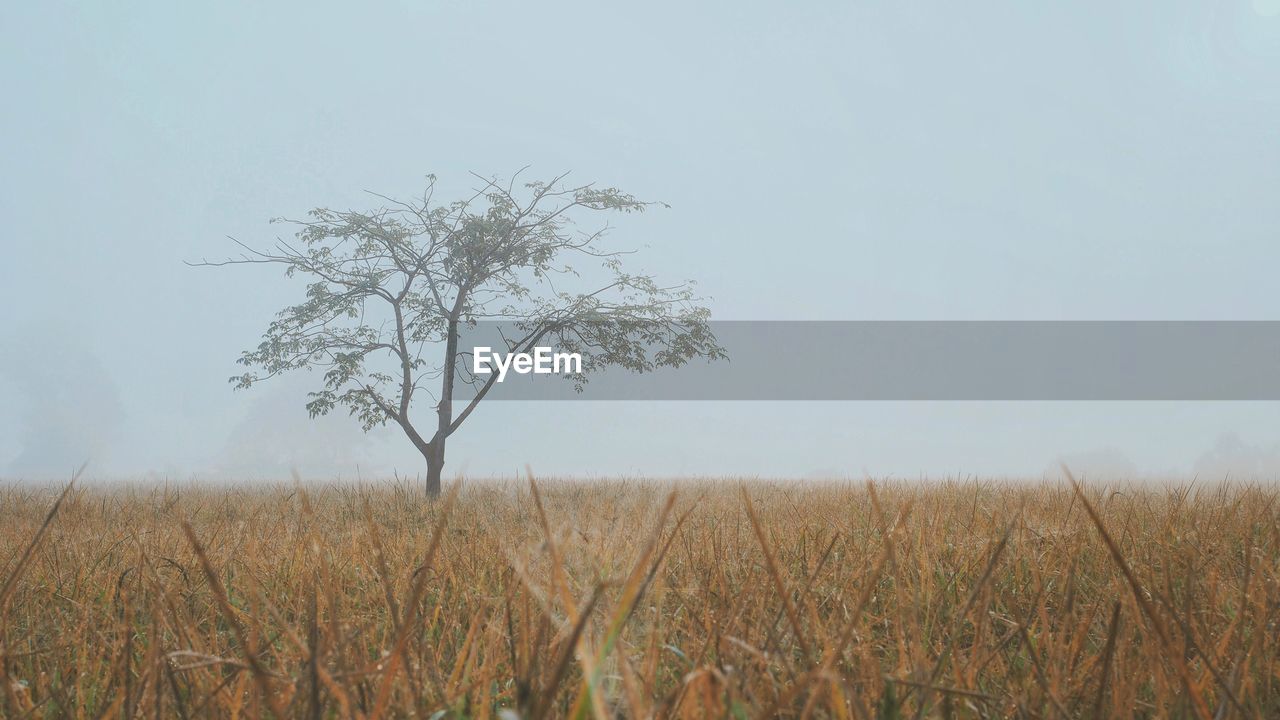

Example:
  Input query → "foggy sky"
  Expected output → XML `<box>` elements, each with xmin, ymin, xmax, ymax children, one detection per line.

<box><xmin>4</xmin><ymin>1</ymin><xmax>1280</xmax><ymax>481</ymax></box>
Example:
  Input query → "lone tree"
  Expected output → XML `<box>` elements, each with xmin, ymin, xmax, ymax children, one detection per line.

<box><xmin>196</xmin><ymin>173</ymin><xmax>723</xmax><ymax>496</ymax></box>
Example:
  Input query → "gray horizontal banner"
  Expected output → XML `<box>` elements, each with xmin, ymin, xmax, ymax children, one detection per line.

<box><xmin>451</xmin><ymin>321</ymin><xmax>1280</xmax><ymax>401</ymax></box>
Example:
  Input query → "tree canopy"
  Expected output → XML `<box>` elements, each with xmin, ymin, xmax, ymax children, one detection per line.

<box><xmin>196</xmin><ymin>172</ymin><xmax>724</xmax><ymax>494</ymax></box>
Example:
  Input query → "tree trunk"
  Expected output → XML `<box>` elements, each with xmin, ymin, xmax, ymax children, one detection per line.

<box><xmin>425</xmin><ymin>314</ymin><xmax>459</xmax><ymax>500</ymax></box>
<box><xmin>424</xmin><ymin>440</ymin><xmax>445</xmax><ymax>498</ymax></box>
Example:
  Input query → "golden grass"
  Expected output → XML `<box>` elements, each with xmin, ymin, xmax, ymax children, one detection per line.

<box><xmin>0</xmin><ymin>475</ymin><xmax>1276</xmax><ymax>718</ymax></box>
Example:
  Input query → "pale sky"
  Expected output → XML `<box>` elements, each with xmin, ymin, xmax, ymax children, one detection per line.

<box><xmin>3</xmin><ymin>1</ymin><xmax>1280</xmax><ymax>481</ymax></box>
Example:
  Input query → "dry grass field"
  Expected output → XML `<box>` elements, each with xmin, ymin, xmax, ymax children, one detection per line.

<box><xmin>0</xmin><ymin>474</ymin><xmax>1276</xmax><ymax>718</ymax></box>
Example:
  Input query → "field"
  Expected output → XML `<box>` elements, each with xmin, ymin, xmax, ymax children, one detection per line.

<box><xmin>0</xmin><ymin>475</ymin><xmax>1276</xmax><ymax>718</ymax></box>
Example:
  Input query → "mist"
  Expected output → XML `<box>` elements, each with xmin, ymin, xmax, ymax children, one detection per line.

<box><xmin>0</xmin><ymin>329</ymin><xmax>125</xmax><ymax>477</ymax></box>
<box><xmin>4</xmin><ymin>1</ymin><xmax>1280</xmax><ymax>481</ymax></box>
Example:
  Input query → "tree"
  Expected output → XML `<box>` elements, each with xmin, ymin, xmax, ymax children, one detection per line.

<box><xmin>195</xmin><ymin>172</ymin><xmax>724</xmax><ymax>496</ymax></box>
